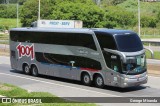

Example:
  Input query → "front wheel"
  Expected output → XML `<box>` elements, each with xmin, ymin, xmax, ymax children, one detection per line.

<box><xmin>94</xmin><ymin>75</ymin><xmax>104</xmax><ymax>88</ymax></box>
<box><xmin>31</xmin><ymin>65</ymin><xmax>39</xmax><ymax>77</ymax></box>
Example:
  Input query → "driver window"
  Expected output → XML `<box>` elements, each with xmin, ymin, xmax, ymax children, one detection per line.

<box><xmin>104</xmin><ymin>52</ymin><xmax>122</xmax><ymax>72</ymax></box>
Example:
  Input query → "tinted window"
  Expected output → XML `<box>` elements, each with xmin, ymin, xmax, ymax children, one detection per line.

<box><xmin>10</xmin><ymin>31</ymin><xmax>97</xmax><ymax>50</ymax></box>
<box><xmin>95</xmin><ymin>31</ymin><xmax>117</xmax><ymax>50</ymax></box>
<box><xmin>115</xmin><ymin>34</ymin><xmax>143</xmax><ymax>52</ymax></box>
<box><xmin>103</xmin><ymin>52</ymin><xmax>122</xmax><ymax>73</ymax></box>
<box><xmin>35</xmin><ymin>52</ymin><xmax>102</xmax><ymax>70</ymax></box>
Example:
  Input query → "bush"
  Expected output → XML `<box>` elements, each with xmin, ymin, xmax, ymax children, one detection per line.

<box><xmin>0</xmin><ymin>4</ymin><xmax>17</xmax><ymax>18</ymax></box>
<box><xmin>141</xmin><ymin>15</ymin><xmax>157</xmax><ymax>28</ymax></box>
<box><xmin>104</xmin><ymin>6</ymin><xmax>136</xmax><ymax>28</ymax></box>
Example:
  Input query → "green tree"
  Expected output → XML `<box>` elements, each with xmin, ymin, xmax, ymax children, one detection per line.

<box><xmin>0</xmin><ymin>4</ymin><xmax>16</xmax><ymax>18</ymax></box>
<box><xmin>20</xmin><ymin>0</ymin><xmax>105</xmax><ymax>27</ymax></box>
<box><xmin>20</xmin><ymin>0</ymin><xmax>54</xmax><ymax>26</ymax></box>
<box><xmin>101</xmin><ymin>0</ymin><xmax>127</xmax><ymax>6</ymax></box>
<box><xmin>141</xmin><ymin>15</ymin><xmax>157</xmax><ymax>28</ymax></box>
<box><xmin>104</xmin><ymin>6</ymin><xmax>136</xmax><ymax>28</ymax></box>
<box><xmin>18</xmin><ymin>0</ymin><xmax>26</xmax><ymax>5</ymax></box>
<box><xmin>51</xmin><ymin>1</ymin><xmax>105</xmax><ymax>28</ymax></box>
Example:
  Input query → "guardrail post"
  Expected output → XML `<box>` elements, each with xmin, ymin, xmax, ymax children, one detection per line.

<box><xmin>149</xmin><ymin>43</ymin><xmax>150</xmax><ymax>49</ymax></box>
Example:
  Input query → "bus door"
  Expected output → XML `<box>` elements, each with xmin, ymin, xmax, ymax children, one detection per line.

<box><xmin>103</xmin><ymin>51</ymin><xmax>122</xmax><ymax>86</ymax></box>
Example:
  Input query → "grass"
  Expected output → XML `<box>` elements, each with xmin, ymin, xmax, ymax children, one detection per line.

<box><xmin>0</xmin><ymin>18</ymin><xmax>21</xmax><ymax>29</ymax></box>
<box><xmin>0</xmin><ymin>83</ymin><xmax>95</xmax><ymax>106</ymax></box>
<box><xmin>140</xmin><ymin>35</ymin><xmax>160</xmax><ymax>39</ymax></box>
<box><xmin>146</xmin><ymin>50</ymin><xmax>160</xmax><ymax>60</ymax></box>
<box><xmin>0</xmin><ymin>34</ymin><xmax>9</xmax><ymax>40</ymax></box>
<box><xmin>0</xmin><ymin>33</ymin><xmax>9</xmax><ymax>44</ymax></box>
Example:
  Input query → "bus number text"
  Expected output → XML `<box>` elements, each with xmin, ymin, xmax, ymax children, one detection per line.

<box><xmin>16</xmin><ymin>43</ymin><xmax>34</xmax><ymax>60</ymax></box>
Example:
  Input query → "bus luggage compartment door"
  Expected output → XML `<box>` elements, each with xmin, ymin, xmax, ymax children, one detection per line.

<box><xmin>10</xmin><ymin>50</ymin><xmax>18</xmax><ymax>69</ymax></box>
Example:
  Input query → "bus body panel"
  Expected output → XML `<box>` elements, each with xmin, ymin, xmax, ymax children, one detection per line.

<box><xmin>10</xmin><ymin>28</ymin><xmax>147</xmax><ymax>88</ymax></box>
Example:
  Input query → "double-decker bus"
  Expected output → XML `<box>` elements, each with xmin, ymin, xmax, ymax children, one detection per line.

<box><xmin>10</xmin><ymin>28</ymin><xmax>147</xmax><ymax>88</ymax></box>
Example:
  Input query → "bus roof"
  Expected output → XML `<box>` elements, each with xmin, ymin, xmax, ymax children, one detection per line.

<box><xmin>92</xmin><ymin>28</ymin><xmax>136</xmax><ymax>35</ymax></box>
<box><xmin>10</xmin><ymin>28</ymin><xmax>136</xmax><ymax>36</ymax></box>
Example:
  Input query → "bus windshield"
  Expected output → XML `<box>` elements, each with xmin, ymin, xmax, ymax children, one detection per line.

<box><xmin>115</xmin><ymin>34</ymin><xmax>143</xmax><ymax>52</ymax></box>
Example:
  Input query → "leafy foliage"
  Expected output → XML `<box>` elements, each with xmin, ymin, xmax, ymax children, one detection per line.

<box><xmin>1</xmin><ymin>0</ymin><xmax>160</xmax><ymax>30</ymax></box>
<box><xmin>0</xmin><ymin>4</ymin><xmax>16</xmax><ymax>18</ymax></box>
<box><xmin>20</xmin><ymin>0</ymin><xmax>54</xmax><ymax>26</ymax></box>
<box><xmin>104</xmin><ymin>6</ymin><xmax>136</xmax><ymax>28</ymax></box>
<box><xmin>20</xmin><ymin>0</ymin><xmax>105</xmax><ymax>27</ymax></box>
<box><xmin>141</xmin><ymin>15</ymin><xmax>157</xmax><ymax>28</ymax></box>
<box><xmin>0</xmin><ymin>0</ymin><xmax>18</xmax><ymax>4</ymax></box>
<box><xmin>51</xmin><ymin>1</ymin><xmax>105</xmax><ymax>28</ymax></box>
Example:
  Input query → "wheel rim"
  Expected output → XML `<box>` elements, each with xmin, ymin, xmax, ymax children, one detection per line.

<box><xmin>25</xmin><ymin>66</ymin><xmax>29</xmax><ymax>73</ymax></box>
<box><xmin>96</xmin><ymin>77</ymin><xmax>103</xmax><ymax>86</ymax></box>
<box><xmin>84</xmin><ymin>75</ymin><xmax>90</xmax><ymax>84</ymax></box>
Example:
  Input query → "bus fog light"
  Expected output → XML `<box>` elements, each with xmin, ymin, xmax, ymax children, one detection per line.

<box><xmin>124</xmin><ymin>83</ymin><xmax>127</xmax><ymax>86</ymax></box>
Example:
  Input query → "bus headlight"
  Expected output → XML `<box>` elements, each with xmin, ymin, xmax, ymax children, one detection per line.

<box><xmin>124</xmin><ymin>78</ymin><xmax>128</xmax><ymax>82</ymax></box>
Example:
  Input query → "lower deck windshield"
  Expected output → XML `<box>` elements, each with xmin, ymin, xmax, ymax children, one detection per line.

<box><xmin>103</xmin><ymin>51</ymin><xmax>146</xmax><ymax>75</ymax></box>
<box><xmin>122</xmin><ymin>55</ymin><xmax>147</xmax><ymax>75</ymax></box>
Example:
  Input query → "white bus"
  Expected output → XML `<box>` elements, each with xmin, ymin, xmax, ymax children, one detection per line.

<box><xmin>10</xmin><ymin>28</ymin><xmax>147</xmax><ymax>88</ymax></box>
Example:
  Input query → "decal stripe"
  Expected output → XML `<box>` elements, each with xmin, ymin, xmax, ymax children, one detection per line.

<box><xmin>80</xmin><ymin>68</ymin><xmax>99</xmax><ymax>72</ymax></box>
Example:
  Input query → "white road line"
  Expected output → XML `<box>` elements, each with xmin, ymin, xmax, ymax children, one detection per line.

<box><xmin>148</xmin><ymin>76</ymin><xmax>160</xmax><ymax>79</ymax></box>
<box><xmin>0</xmin><ymin>72</ymin><xmax>121</xmax><ymax>97</ymax></box>
<box><xmin>0</xmin><ymin>63</ymin><xmax>10</xmax><ymax>65</ymax></box>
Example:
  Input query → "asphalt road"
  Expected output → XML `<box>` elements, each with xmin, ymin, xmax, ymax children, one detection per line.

<box><xmin>0</xmin><ymin>56</ymin><xmax>160</xmax><ymax>106</ymax></box>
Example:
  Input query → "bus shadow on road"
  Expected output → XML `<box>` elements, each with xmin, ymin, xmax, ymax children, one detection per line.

<box><xmin>10</xmin><ymin>69</ymin><xmax>147</xmax><ymax>93</ymax></box>
<box><xmin>103</xmin><ymin>85</ymin><xmax>147</xmax><ymax>93</ymax></box>
<box><xmin>10</xmin><ymin>69</ymin><xmax>83</xmax><ymax>85</ymax></box>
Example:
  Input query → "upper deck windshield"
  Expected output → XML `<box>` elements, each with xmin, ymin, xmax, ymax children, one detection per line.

<box><xmin>115</xmin><ymin>34</ymin><xmax>143</xmax><ymax>52</ymax></box>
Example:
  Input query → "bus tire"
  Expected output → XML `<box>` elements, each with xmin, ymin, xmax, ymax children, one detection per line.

<box><xmin>82</xmin><ymin>73</ymin><xmax>91</xmax><ymax>86</ymax></box>
<box><xmin>23</xmin><ymin>64</ymin><xmax>30</xmax><ymax>75</ymax></box>
<box><xmin>94</xmin><ymin>75</ymin><xmax>104</xmax><ymax>88</ymax></box>
<box><xmin>31</xmin><ymin>65</ymin><xmax>39</xmax><ymax>77</ymax></box>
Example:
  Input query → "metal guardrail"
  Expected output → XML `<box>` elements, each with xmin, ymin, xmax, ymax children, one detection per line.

<box><xmin>144</xmin><ymin>47</ymin><xmax>154</xmax><ymax>59</ymax></box>
<box><xmin>141</xmin><ymin>39</ymin><xmax>160</xmax><ymax>59</ymax></box>
<box><xmin>141</xmin><ymin>39</ymin><xmax>160</xmax><ymax>46</ymax></box>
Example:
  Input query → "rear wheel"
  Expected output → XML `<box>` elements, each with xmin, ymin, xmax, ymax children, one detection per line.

<box><xmin>23</xmin><ymin>64</ymin><xmax>30</xmax><ymax>75</ymax></box>
<box><xmin>95</xmin><ymin>75</ymin><xmax>104</xmax><ymax>88</ymax></box>
<box><xmin>31</xmin><ymin>65</ymin><xmax>38</xmax><ymax>77</ymax></box>
<box><xmin>82</xmin><ymin>73</ymin><xmax>91</xmax><ymax>86</ymax></box>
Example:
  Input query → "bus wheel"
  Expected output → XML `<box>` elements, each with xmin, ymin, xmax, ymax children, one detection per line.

<box><xmin>82</xmin><ymin>73</ymin><xmax>91</xmax><ymax>86</ymax></box>
<box><xmin>31</xmin><ymin>65</ymin><xmax>38</xmax><ymax>77</ymax></box>
<box><xmin>23</xmin><ymin>64</ymin><xmax>30</xmax><ymax>75</ymax></box>
<box><xmin>95</xmin><ymin>75</ymin><xmax>104</xmax><ymax>88</ymax></box>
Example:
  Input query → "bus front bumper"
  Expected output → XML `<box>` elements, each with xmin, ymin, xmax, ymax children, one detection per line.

<box><xmin>121</xmin><ymin>72</ymin><xmax>148</xmax><ymax>88</ymax></box>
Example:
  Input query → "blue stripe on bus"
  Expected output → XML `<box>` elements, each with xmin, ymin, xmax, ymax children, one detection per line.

<box><xmin>40</xmin><ymin>62</ymin><xmax>80</xmax><ymax>70</ymax></box>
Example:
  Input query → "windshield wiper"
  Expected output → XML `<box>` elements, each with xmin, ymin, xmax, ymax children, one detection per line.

<box><xmin>126</xmin><ymin>69</ymin><xmax>132</xmax><ymax>75</ymax></box>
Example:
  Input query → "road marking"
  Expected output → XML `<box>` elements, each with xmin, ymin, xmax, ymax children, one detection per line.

<box><xmin>0</xmin><ymin>72</ymin><xmax>121</xmax><ymax>97</ymax></box>
<box><xmin>0</xmin><ymin>63</ymin><xmax>10</xmax><ymax>65</ymax></box>
<box><xmin>148</xmin><ymin>76</ymin><xmax>160</xmax><ymax>79</ymax></box>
